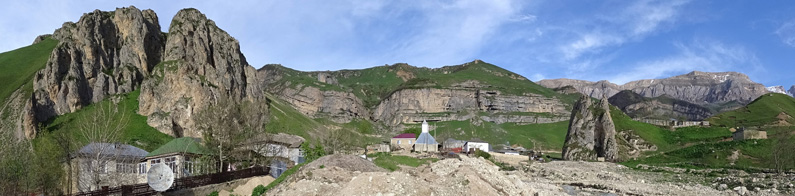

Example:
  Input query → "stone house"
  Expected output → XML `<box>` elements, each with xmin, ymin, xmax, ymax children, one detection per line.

<box><xmin>67</xmin><ymin>143</ymin><xmax>148</xmax><ymax>193</ymax></box>
<box><xmin>733</xmin><ymin>128</ymin><xmax>768</xmax><ymax>141</ymax></box>
<box><xmin>391</xmin><ymin>133</ymin><xmax>416</xmax><ymax>151</ymax></box>
<box><xmin>243</xmin><ymin>133</ymin><xmax>306</xmax><ymax>166</ymax></box>
<box><xmin>366</xmin><ymin>142</ymin><xmax>391</xmax><ymax>154</ymax></box>
<box><xmin>143</xmin><ymin>137</ymin><xmax>215</xmax><ymax>180</ymax></box>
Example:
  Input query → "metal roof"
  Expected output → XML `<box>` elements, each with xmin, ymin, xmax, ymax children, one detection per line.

<box><xmin>415</xmin><ymin>132</ymin><xmax>437</xmax><ymax>144</ymax></box>
<box><xmin>76</xmin><ymin>143</ymin><xmax>148</xmax><ymax>160</ymax></box>
<box><xmin>392</xmin><ymin>133</ymin><xmax>416</xmax><ymax>139</ymax></box>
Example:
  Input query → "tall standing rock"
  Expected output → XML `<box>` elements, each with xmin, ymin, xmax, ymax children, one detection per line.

<box><xmin>562</xmin><ymin>95</ymin><xmax>619</xmax><ymax>162</ymax></box>
<box><xmin>31</xmin><ymin>6</ymin><xmax>164</xmax><ymax>127</ymax></box>
<box><xmin>138</xmin><ymin>8</ymin><xmax>263</xmax><ymax>138</ymax></box>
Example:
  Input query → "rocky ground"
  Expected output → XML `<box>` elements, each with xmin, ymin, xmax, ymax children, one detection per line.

<box><xmin>265</xmin><ymin>154</ymin><xmax>794</xmax><ymax>196</ymax></box>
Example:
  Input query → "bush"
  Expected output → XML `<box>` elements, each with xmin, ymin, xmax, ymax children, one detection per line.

<box><xmin>474</xmin><ymin>150</ymin><xmax>491</xmax><ymax>159</ymax></box>
<box><xmin>251</xmin><ymin>185</ymin><xmax>266</xmax><ymax>196</ymax></box>
<box><xmin>207</xmin><ymin>191</ymin><xmax>219</xmax><ymax>196</ymax></box>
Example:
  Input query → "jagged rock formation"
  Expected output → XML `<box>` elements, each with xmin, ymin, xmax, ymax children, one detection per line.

<box><xmin>32</xmin><ymin>34</ymin><xmax>52</xmax><ymax>45</ymax></box>
<box><xmin>539</xmin><ymin>71</ymin><xmax>769</xmax><ymax>105</ymax></box>
<box><xmin>609</xmin><ymin>90</ymin><xmax>713</xmax><ymax>121</ymax></box>
<box><xmin>562</xmin><ymin>95</ymin><xmax>618</xmax><ymax>162</ymax></box>
<box><xmin>538</xmin><ymin>79</ymin><xmax>621</xmax><ymax>98</ymax></box>
<box><xmin>138</xmin><ymin>8</ymin><xmax>262</xmax><ymax>137</ymax></box>
<box><xmin>32</xmin><ymin>6</ymin><xmax>164</xmax><ymax>124</ymax></box>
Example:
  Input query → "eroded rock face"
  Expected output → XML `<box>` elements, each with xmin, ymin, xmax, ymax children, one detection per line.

<box><xmin>609</xmin><ymin>90</ymin><xmax>713</xmax><ymax>121</ymax></box>
<box><xmin>789</xmin><ymin>85</ymin><xmax>795</xmax><ymax>97</ymax></box>
<box><xmin>562</xmin><ymin>95</ymin><xmax>618</xmax><ymax>162</ymax></box>
<box><xmin>31</xmin><ymin>6</ymin><xmax>164</xmax><ymax>123</ymax></box>
<box><xmin>539</xmin><ymin>71</ymin><xmax>769</xmax><ymax>105</ymax></box>
<box><xmin>138</xmin><ymin>8</ymin><xmax>262</xmax><ymax>137</ymax></box>
<box><xmin>373</xmin><ymin>88</ymin><xmax>569</xmax><ymax>127</ymax></box>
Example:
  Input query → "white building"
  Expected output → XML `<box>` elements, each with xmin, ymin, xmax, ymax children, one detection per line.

<box><xmin>244</xmin><ymin>133</ymin><xmax>306</xmax><ymax>166</ymax></box>
<box><xmin>68</xmin><ymin>143</ymin><xmax>148</xmax><ymax>193</ymax></box>
<box><xmin>414</xmin><ymin>120</ymin><xmax>438</xmax><ymax>152</ymax></box>
<box><xmin>464</xmin><ymin>139</ymin><xmax>490</xmax><ymax>153</ymax></box>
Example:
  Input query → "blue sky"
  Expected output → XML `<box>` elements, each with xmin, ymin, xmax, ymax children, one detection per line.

<box><xmin>1</xmin><ymin>0</ymin><xmax>794</xmax><ymax>86</ymax></box>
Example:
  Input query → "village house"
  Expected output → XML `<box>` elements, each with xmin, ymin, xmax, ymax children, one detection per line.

<box><xmin>366</xmin><ymin>141</ymin><xmax>391</xmax><ymax>154</ymax></box>
<box><xmin>391</xmin><ymin>133</ymin><xmax>416</xmax><ymax>151</ymax></box>
<box><xmin>243</xmin><ymin>133</ymin><xmax>306</xmax><ymax>166</ymax></box>
<box><xmin>443</xmin><ymin>138</ymin><xmax>466</xmax><ymax>153</ymax></box>
<box><xmin>143</xmin><ymin>137</ymin><xmax>215</xmax><ymax>180</ymax></box>
<box><xmin>67</xmin><ymin>143</ymin><xmax>148</xmax><ymax>193</ymax></box>
<box><xmin>465</xmin><ymin>139</ymin><xmax>490</xmax><ymax>153</ymax></box>
<box><xmin>415</xmin><ymin>120</ymin><xmax>439</xmax><ymax>152</ymax></box>
<box><xmin>733</xmin><ymin>128</ymin><xmax>768</xmax><ymax>141</ymax></box>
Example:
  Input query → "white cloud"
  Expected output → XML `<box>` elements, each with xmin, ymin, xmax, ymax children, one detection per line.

<box><xmin>529</xmin><ymin>73</ymin><xmax>545</xmax><ymax>82</ymax></box>
<box><xmin>609</xmin><ymin>39</ymin><xmax>761</xmax><ymax>84</ymax></box>
<box><xmin>775</xmin><ymin>19</ymin><xmax>795</xmax><ymax>47</ymax></box>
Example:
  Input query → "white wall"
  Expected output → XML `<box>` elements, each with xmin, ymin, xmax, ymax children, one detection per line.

<box><xmin>465</xmin><ymin>142</ymin><xmax>489</xmax><ymax>152</ymax></box>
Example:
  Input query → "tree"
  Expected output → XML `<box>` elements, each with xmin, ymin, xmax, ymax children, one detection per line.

<box><xmin>195</xmin><ymin>96</ymin><xmax>268</xmax><ymax>173</ymax></box>
<box><xmin>75</xmin><ymin>101</ymin><xmax>128</xmax><ymax>192</ymax></box>
<box><xmin>771</xmin><ymin>133</ymin><xmax>795</xmax><ymax>172</ymax></box>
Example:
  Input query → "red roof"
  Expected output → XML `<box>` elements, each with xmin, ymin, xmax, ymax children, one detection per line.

<box><xmin>392</xmin><ymin>133</ymin><xmax>416</xmax><ymax>139</ymax></box>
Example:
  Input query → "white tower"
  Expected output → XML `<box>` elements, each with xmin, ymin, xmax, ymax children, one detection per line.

<box><xmin>422</xmin><ymin>120</ymin><xmax>429</xmax><ymax>133</ymax></box>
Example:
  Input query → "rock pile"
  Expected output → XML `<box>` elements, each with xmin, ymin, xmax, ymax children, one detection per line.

<box><xmin>561</xmin><ymin>95</ymin><xmax>618</xmax><ymax>162</ymax></box>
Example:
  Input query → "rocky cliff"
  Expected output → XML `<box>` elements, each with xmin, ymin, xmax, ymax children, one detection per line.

<box><xmin>539</xmin><ymin>71</ymin><xmax>769</xmax><ymax>113</ymax></box>
<box><xmin>138</xmin><ymin>8</ymin><xmax>263</xmax><ymax>137</ymax></box>
<box><xmin>608</xmin><ymin>90</ymin><xmax>713</xmax><ymax>121</ymax></box>
<box><xmin>790</xmin><ymin>86</ymin><xmax>795</xmax><ymax>97</ymax></box>
<box><xmin>260</xmin><ymin>61</ymin><xmax>573</xmax><ymax>130</ymax></box>
<box><xmin>562</xmin><ymin>95</ymin><xmax>619</xmax><ymax>162</ymax></box>
<box><xmin>31</xmin><ymin>6</ymin><xmax>164</xmax><ymax>124</ymax></box>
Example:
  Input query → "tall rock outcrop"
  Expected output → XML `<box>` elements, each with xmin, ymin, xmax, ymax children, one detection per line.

<box><xmin>32</xmin><ymin>6</ymin><xmax>164</xmax><ymax>123</ymax></box>
<box><xmin>562</xmin><ymin>95</ymin><xmax>618</xmax><ymax>162</ymax></box>
<box><xmin>538</xmin><ymin>79</ymin><xmax>621</xmax><ymax>98</ymax></box>
<box><xmin>138</xmin><ymin>8</ymin><xmax>262</xmax><ymax>137</ymax></box>
<box><xmin>789</xmin><ymin>85</ymin><xmax>795</xmax><ymax>97</ymax></box>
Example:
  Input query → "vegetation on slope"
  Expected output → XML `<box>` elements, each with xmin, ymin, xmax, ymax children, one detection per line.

<box><xmin>0</xmin><ymin>38</ymin><xmax>58</xmax><ymax>104</ymax></box>
<box><xmin>708</xmin><ymin>93</ymin><xmax>795</xmax><ymax>128</ymax></box>
<box><xmin>40</xmin><ymin>90</ymin><xmax>173</xmax><ymax>151</ymax></box>
<box><xmin>369</xmin><ymin>152</ymin><xmax>438</xmax><ymax>171</ymax></box>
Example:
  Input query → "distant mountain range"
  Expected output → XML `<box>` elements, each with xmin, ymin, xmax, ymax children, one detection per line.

<box><xmin>766</xmin><ymin>85</ymin><xmax>795</xmax><ymax>97</ymax></box>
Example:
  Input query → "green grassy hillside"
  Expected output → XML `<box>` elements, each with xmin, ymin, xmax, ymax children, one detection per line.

<box><xmin>0</xmin><ymin>38</ymin><xmax>58</xmax><ymax>104</ymax></box>
<box><xmin>40</xmin><ymin>90</ymin><xmax>173</xmax><ymax>151</ymax></box>
<box><xmin>708</xmin><ymin>93</ymin><xmax>795</xmax><ymax>128</ymax></box>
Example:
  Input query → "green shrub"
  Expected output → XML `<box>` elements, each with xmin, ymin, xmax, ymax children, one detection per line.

<box><xmin>251</xmin><ymin>185</ymin><xmax>266</xmax><ymax>196</ymax></box>
<box><xmin>207</xmin><ymin>191</ymin><xmax>219</xmax><ymax>196</ymax></box>
<box><xmin>474</xmin><ymin>150</ymin><xmax>491</xmax><ymax>159</ymax></box>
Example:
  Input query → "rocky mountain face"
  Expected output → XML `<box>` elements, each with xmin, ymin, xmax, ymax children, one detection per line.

<box><xmin>562</xmin><ymin>95</ymin><xmax>619</xmax><ymax>162</ymax></box>
<box><xmin>790</xmin><ymin>86</ymin><xmax>795</xmax><ymax>97</ymax></box>
<box><xmin>30</xmin><ymin>6</ymin><xmax>165</xmax><ymax>137</ymax></box>
<box><xmin>19</xmin><ymin>7</ymin><xmax>264</xmax><ymax>138</ymax></box>
<box><xmin>608</xmin><ymin>90</ymin><xmax>713</xmax><ymax>121</ymax></box>
<box><xmin>138</xmin><ymin>8</ymin><xmax>263</xmax><ymax>138</ymax></box>
<box><xmin>260</xmin><ymin>61</ymin><xmax>573</xmax><ymax>131</ymax></box>
<box><xmin>769</xmin><ymin>85</ymin><xmax>795</xmax><ymax>97</ymax></box>
<box><xmin>538</xmin><ymin>79</ymin><xmax>621</xmax><ymax>98</ymax></box>
<box><xmin>539</xmin><ymin>71</ymin><xmax>769</xmax><ymax>115</ymax></box>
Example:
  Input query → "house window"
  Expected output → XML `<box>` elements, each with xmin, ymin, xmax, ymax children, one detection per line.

<box><xmin>150</xmin><ymin>158</ymin><xmax>161</xmax><ymax>165</ymax></box>
<box><xmin>408</xmin><ymin>140</ymin><xmax>412</xmax><ymax>144</ymax></box>
<box><xmin>165</xmin><ymin>157</ymin><xmax>177</xmax><ymax>173</ymax></box>
<box><xmin>398</xmin><ymin>140</ymin><xmax>401</xmax><ymax>144</ymax></box>
<box><xmin>139</xmin><ymin>163</ymin><xmax>147</xmax><ymax>174</ymax></box>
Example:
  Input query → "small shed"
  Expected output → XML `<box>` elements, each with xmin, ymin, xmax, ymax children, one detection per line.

<box><xmin>732</xmin><ymin>128</ymin><xmax>767</xmax><ymax>141</ymax></box>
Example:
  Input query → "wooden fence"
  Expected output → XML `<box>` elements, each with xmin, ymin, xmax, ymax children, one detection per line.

<box><xmin>71</xmin><ymin>166</ymin><xmax>269</xmax><ymax>196</ymax></box>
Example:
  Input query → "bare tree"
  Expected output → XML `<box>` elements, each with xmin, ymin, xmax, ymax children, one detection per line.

<box><xmin>772</xmin><ymin>133</ymin><xmax>795</xmax><ymax>172</ymax></box>
<box><xmin>195</xmin><ymin>96</ymin><xmax>268</xmax><ymax>173</ymax></box>
<box><xmin>75</xmin><ymin>101</ymin><xmax>128</xmax><ymax>192</ymax></box>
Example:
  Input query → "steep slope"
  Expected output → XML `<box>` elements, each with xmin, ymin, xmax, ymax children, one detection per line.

<box><xmin>539</xmin><ymin>71</ymin><xmax>768</xmax><ymax>106</ymax></box>
<box><xmin>789</xmin><ymin>85</ymin><xmax>795</xmax><ymax>97</ymax></box>
<box><xmin>139</xmin><ymin>8</ymin><xmax>263</xmax><ymax>137</ymax></box>
<box><xmin>608</xmin><ymin>90</ymin><xmax>713</xmax><ymax>121</ymax></box>
<box><xmin>708</xmin><ymin>93</ymin><xmax>795</xmax><ymax>128</ymax></box>
<box><xmin>0</xmin><ymin>38</ymin><xmax>58</xmax><ymax>139</ymax></box>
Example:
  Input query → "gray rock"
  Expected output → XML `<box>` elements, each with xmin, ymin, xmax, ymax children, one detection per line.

<box><xmin>138</xmin><ymin>8</ymin><xmax>264</xmax><ymax>137</ymax></box>
<box><xmin>561</xmin><ymin>95</ymin><xmax>619</xmax><ymax>162</ymax></box>
<box><xmin>32</xmin><ymin>34</ymin><xmax>52</xmax><ymax>44</ymax></box>
<box><xmin>717</xmin><ymin>184</ymin><xmax>728</xmax><ymax>190</ymax></box>
<box><xmin>31</xmin><ymin>6</ymin><xmax>165</xmax><ymax>125</ymax></box>
<box><xmin>733</xmin><ymin>186</ymin><xmax>748</xmax><ymax>195</ymax></box>
<box><xmin>789</xmin><ymin>85</ymin><xmax>795</xmax><ymax>97</ymax></box>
